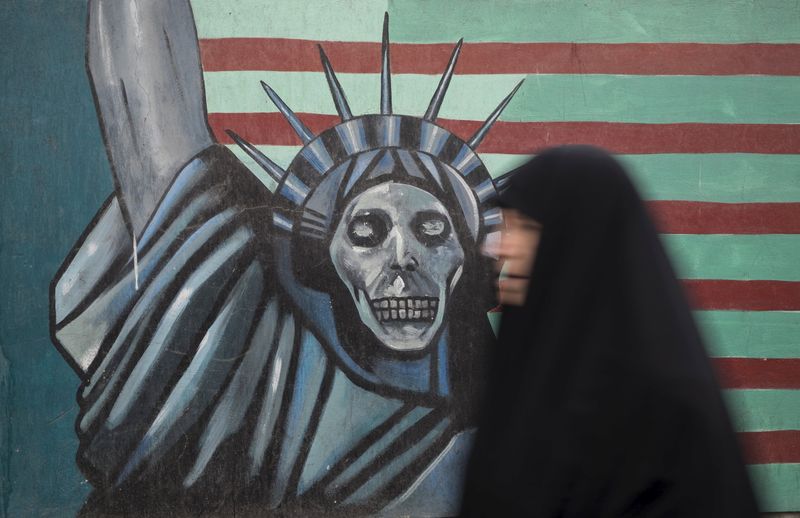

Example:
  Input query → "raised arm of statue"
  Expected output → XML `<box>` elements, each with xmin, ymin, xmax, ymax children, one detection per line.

<box><xmin>87</xmin><ymin>0</ymin><xmax>214</xmax><ymax>237</ymax></box>
<box><xmin>52</xmin><ymin>0</ymin><xmax>221</xmax><ymax>374</ymax></box>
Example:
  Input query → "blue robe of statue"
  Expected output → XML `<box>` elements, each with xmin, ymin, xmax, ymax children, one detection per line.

<box><xmin>52</xmin><ymin>145</ymin><xmax>480</xmax><ymax>516</ymax></box>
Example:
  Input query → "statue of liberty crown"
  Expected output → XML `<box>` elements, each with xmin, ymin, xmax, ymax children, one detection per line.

<box><xmin>227</xmin><ymin>14</ymin><xmax>523</xmax><ymax>246</ymax></box>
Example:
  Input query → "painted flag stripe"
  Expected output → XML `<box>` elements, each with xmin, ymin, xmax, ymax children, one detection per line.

<box><xmin>648</xmin><ymin>201</ymin><xmax>800</xmax><ymax>235</ymax></box>
<box><xmin>740</xmin><ymin>431</ymin><xmax>800</xmax><ymax>465</ymax></box>
<box><xmin>663</xmin><ymin>235</ymin><xmax>800</xmax><ymax>282</ymax></box>
<box><xmin>724</xmin><ymin>390</ymin><xmax>800</xmax><ymax>432</ymax></box>
<box><xmin>232</xmin><ymin>147</ymin><xmax>800</xmax><ymax>203</ymax></box>
<box><xmin>490</xmin><ymin>312</ymin><xmax>800</xmax><ymax>360</ymax></box>
<box><xmin>203</xmin><ymin>71</ymin><xmax>800</xmax><ymax>125</ymax></box>
<box><xmin>200</xmin><ymin>39</ymin><xmax>800</xmax><ymax>76</ymax></box>
<box><xmin>385</xmin><ymin>1</ymin><xmax>800</xmax><ymax>46</ymax></box>
<box><xmin>445</xmin><ymin>120</ymin><xmax>800</xmax><ymax>156</ymax></box>
<box><xmin>748</xmin><ymin>464</ymin><xmax>800</xmax><ymax>513</ymax></box>
<box><xmin>620</xmin><ymin>154</ymin><xmax>800</xmax><ymax>204</ymax></box>
<box><xmin>715</xmin><ymin>358</ymin><xmax>800</xmax><ymax>389</ymax></box>
<box><xmin>469</xmin><ymin>281</ymin><xmax>798</xmax><ymax>310</ymax></box>
<box><xmin>684</xmin><ymin>280</ymin><xmax>800</xmax><ymax>311</ymax></box>
<box><xmin>209</xmin><ymin>113</ymin><xmax>800</xmax><ymax>155</ymax></box>
<box><xmin>697</xmin><ymin>311</ymin><xmax>800</xmax><ymax>360</ymax></box>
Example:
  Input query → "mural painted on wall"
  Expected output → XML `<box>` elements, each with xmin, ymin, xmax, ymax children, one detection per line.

<box><xmin>50</xmin><ymin>1</ymin><xmax>520</xmax><ymax>515</ymax></box>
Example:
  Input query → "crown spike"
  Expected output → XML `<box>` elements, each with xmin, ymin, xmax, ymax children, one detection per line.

<box><xmin>380</xmin><ymin>12</ymin><xmax>392</xmax><ymax>115</ymax></box>
<box><xmin>260</xmin><ymin>81</ymin><xmax>314</xmax><ymax>144</ymax></box>
<box><xmin>467</xmin><ymin>79</ymin><xmax>525</xmax><ymax>150</ymax></box>
<box><xmin>491</xmin><ymin>169</ymin><xmax>516</xmax><ymax>193</ymax></box>
<box><xmin>424</xmin><ymin>39</ymin><xmax>463</xmax><ymax>122</ymax></box>
<box><xmin>318</xmin><ymin>45</ymin><xmax>353</xmax><ymax>122</ymax></box>
<box><xmin>226</xmin><ymin>129</ymin><xmax>287</xmax><ymax>185</ymax></box>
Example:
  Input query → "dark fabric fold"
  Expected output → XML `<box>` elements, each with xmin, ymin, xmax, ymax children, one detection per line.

<box><xmin>57</xmin><ymin>144</ymin><xmax>467</xmax><ymax>516</ymax></box>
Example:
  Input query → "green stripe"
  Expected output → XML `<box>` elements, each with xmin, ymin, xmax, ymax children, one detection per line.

<box><xmin>622</xmin><ymin>154</ymin><xmax>800</xmax><ymax>203</ymax></box>
<box><xmin>749</xmin><ymin>463</ymin><xmax>800</xmax><ymax>513</ymax></box>
<box><xmin>192</xmin><ymin>0</ymin><xmax>389</xmax><ymax>40</ymax></box>
<box><xmin>487</xmin><ymin>311</ymin><xmax>799</xmax><ymax>359</ymax></box>
<box><xmin>193</xmin><ymin>0</ymin><xmax>800</xmax><ymax>44</ymax></box>
<box><xmin>487</xmin><ymin>312</ymin><xmax>501</xmax><ymax>337</ymax></box>
<box><xmin>232</xmin><ymin>147</ymin><xmax>800</xmax><ymax>203</ymax></box>
<box><xmin>724</xmin><ymin>390</ymin><xmax>800</xmax><ymax>432</ymax></box>
<box><xmin>483</xmin><ymin>154</ymin><xmax>800</xmax><ymax>202</ymax></box>
<box><xmin>204</xmin><ymin>72</ymin><xmax>800</xmax><ymax>124</ymax></box>
<box><xmin>487</xmin><ymin>154</ymin><xmax>800</xmax><ymax>203</ymax></box>
<box><xmin>227</xmin><ymin>145</ymin><xmax>298</xmax><ymax>191</ymax></box>
<box><xmin>663</xmin><ymin>235</ymin><xmax>800</xmax><ymax>281</ymax></box>
<box><xmin>389</xmin><ymin>0</ymin><xmax>800</xmax><ymax>43</ymax></box>
<box><xmin>232</xmin><ymin>145</ymin><xmax>299</xmax><ymax>170</ymax></box>
<box><xmin>697</xmin><ymin>311</ymin><xmax>800</xmax><ymax>359</ymax></box>
<box><xmin>490</xmin><ymin>311</ymin><xmax>799</xmax><ymax>360</ymax></box>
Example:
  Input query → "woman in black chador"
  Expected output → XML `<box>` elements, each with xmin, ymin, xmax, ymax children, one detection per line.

<box><xmin>460</xmin><ymin>146</ymin><xmax>759</xmax><ymax>517</ymax></box>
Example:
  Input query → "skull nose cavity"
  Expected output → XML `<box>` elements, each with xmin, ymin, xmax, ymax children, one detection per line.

<box><xmin>390</xmin><ymin>233</ymin><xmax>419</xmax><ymax>271</ymax></box>
<box><xmin>391</xmin><ymin>255</ymin><xmax>418</xmax><ymax>271</ymax></box>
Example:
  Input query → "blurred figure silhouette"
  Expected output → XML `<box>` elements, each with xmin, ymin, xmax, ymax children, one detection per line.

<box><xmin>460</xmin><ymin>146</ymin><xmax>758</xmax><ymax>517</ymax></box>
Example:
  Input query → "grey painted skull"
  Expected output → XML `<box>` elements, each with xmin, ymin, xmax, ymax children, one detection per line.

<box><xmin>330</xmin><ymin>182</ymin><xmax>465</xmax><ymax>351</ymax></box>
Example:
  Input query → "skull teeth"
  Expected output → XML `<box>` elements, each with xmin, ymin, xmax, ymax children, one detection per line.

<box><xmin>372</xmin><ymin>297</ymin><xmax>438</xmax><ymax>322</ymax></box>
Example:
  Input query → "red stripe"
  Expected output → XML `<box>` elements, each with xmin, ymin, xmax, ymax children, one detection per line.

<box><xmin>648</xmin><ymin>201</ymin><xmax>800</xmax><ymax>234</ymax></box>
<box><xmin>684</xmin><ymin>280</ymin><xmax>800</xmax><ymax>311</ymax></box>
<box><xmin>490</xmin><ymin>279</ymin><xmax>800</xmax><ymax>312</ymax></box>
<box><xmin>209</xmin><ymin>112</ymin><xmax>800</xmax><ymax>155</ymax></box>
<box><xmin>739</xmin><ymin>431</ymin><xmax>800</xmax><ymax>464</ymax></box>
<box><xmin>714</xmin><ymin>358</ymin><xmax>800</xmax><ymax>389</ymax></box>
<box><xmin>200</xmin><ymin>39</ymin><xmax>800</xmax><ymax>76</ymax></box>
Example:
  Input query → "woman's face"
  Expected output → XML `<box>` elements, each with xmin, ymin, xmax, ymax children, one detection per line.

<box><xmin>490</xmin><ymin>209</ymin><xmax>542</xmax><ymax>306</ymax></box>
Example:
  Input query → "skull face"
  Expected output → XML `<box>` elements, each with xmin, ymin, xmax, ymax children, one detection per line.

<box><xmin>330</xmin><ymin>183</ymin><xmax>465</xmax><ymax>351</ymax></box>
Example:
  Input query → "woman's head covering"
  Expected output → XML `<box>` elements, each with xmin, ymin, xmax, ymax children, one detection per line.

<box><xmin>461</xmin><ymin>146</ymin><xmax>758</xmax><ymax>517</ymax></box>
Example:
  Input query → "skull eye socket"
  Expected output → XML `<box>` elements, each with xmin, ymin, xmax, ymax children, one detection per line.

<box><xmin>412</xmin><ymin>211</ymin><xmax>451</xmax><ymax>247</ymax></box>
<box><xmin>347</xmin><ymin>213</ymin><xmax>389</xmax><ymax>247</ymax></box>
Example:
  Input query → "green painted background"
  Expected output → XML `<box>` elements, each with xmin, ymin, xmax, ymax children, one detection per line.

<box><xmin>1</xmin><ymin>2</ymin><xmax>107</xmax><ymax>515</ymax></box>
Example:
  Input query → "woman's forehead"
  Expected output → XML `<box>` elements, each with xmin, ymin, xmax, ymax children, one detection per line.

<box><xmin>502</xmin><ymin>209</ymin><xmax>542</xmax><ymax>230</ymax></box>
